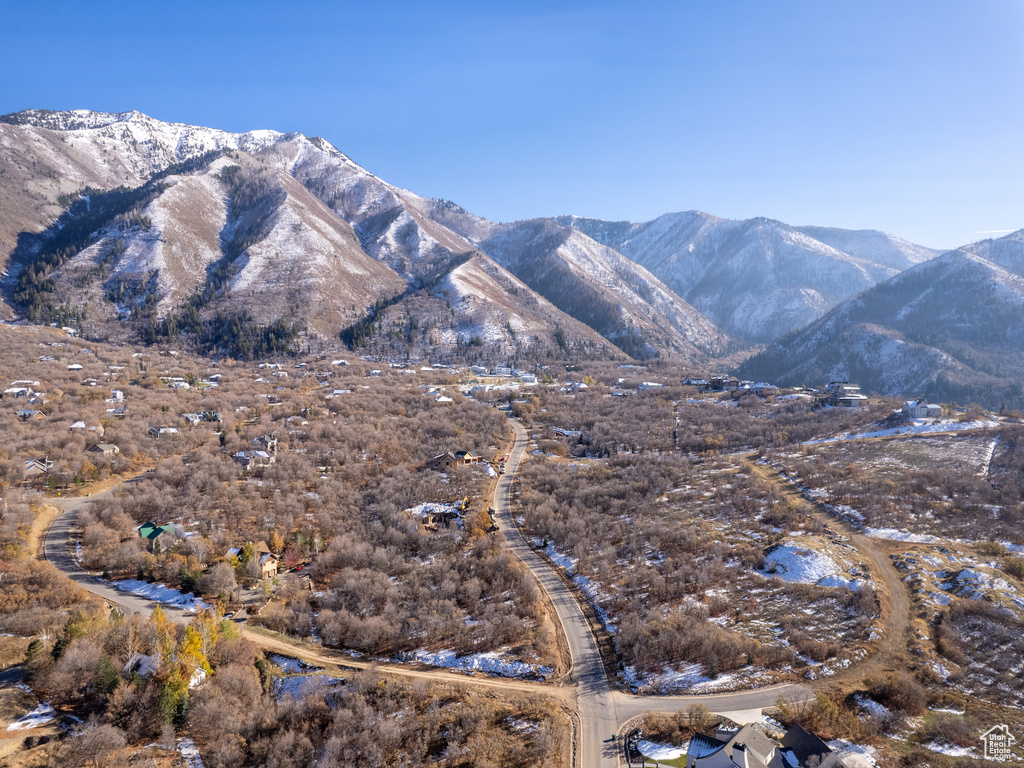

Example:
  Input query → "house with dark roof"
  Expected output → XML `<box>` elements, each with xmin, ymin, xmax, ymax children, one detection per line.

<box><xmin>779</xmin><ymin>724</ymin><xmax>832</xmax><ymax>768</ymax></box>
<box><xmin>429</xmin><ymin>450</ymin><xmax>482</xmax><ymax>472</ymax></box>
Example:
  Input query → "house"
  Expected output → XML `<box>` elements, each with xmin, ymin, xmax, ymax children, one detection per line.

<box><xmin>253</xmin><ymin>434</ymin><xmax>278</xmax><ymax>454</ymax></box>
<box><xmin>227</xmin><ymin>541</ymin><xmax>279</xmax><ymax>578</ymax></box>
<box><xmin>70</xmin><ymin>421</ymin><xmax>104</xmax><ymax>437</ymax></box>
<box><xmin>258</xmin><ymin>551</ymin><xmax>279</xmax><ymax>579</ymax></box>
<box><xmin>435</xmin><ymin>394</ymin><xmax>454</xmax><ymax>404</ymax></box>
<box><xmin>3</xmin><ymin>387</ymin><xmax>31</xmax><ymax>399</ymax></box>
<box><xmin>430</xmin><ymin>451</ymin><xmax>481</xmax><ymax>471</ymax></box>
<box><xmin>823</xmin><ymin>381</ymin><xmax>868</xmax><ymax>408</ymax></box>
<box><xmin>89</xmin><ymin>443</ymin><xmax>120</xmax><ymax>456</ymax></box>
<box><xmin>148</xmin><ymin>426</ymin><xmax>179</xmax><ymax>438</ymax></box>
<box><xmin>492</xmin><ymin>367</ymin><xmax>512</xmax><ymax>377</ymax></box>
<box><xmin>687</xmin><ymin>723</ymin><xmax>783</xmax><ymax>768</ymax></box>
<box><xmin>23</xmin><ymin>457</ymin><xmax>52</xmax><ymax>480</ymax></box>
<box><xmin>67</xmin><ymin>363</ymin><xmax>83</xmax><ymax>371</ymax></box>
<box><xmin>366</xmin><ymin>369</ymin><xmax>382</xmax><ymax>377</ymax></box>
<box><xmin>779</xmin><ymin>724</ymin><xmax>832</xmax><ymax>768</ymax></box>
<box><xmin>518</xmin><ymin>372</ymin><xmax>538</xmax><ymax>384</ymax></box>
<box><xmin>181</xmin><ymin>413</ymin><xmax>204</xmax><ymax>426</ymax></box>
<box><xmin>234</xmin><ymin>450</ymin><xmax>275</xmax><ymax>471</ymax></box>
<box><xmin>709</xmin><ymin>376</ymin><xmax>741</xmax><ymax>392</ymax></box>
<box><xmin>137</xmin><ymin>521</ymin><xmax>177</xmax><ymax>551</ymax></box>
<box><xmin>902</xmin><ymin>399</ymin><xmax>942</xmax><ymax>419</ymax></box>
<box><xmin>331</xmin><ymin>359</ymin><xmax>349</xmax><ymax>366</ymax></box>
<box><xmin>469</xmin><ymin>365</ymin><xmax>489</xmax><ymax>376</ymax></box>
<box><xmin>16</xmin><ymin>409</ymin><xmax>44</xmax><ymax>422</ymax></box>
<box><xmin>107</xmin><ymin>390</ymin><xmax>124</xmax><ymax>402</ymax></box>
<box><xmin>81</xmin><ymin>378</ymin><xmax>100</xmax><ymax>387</ymax></box>
<box><xmin>106</xmin><ymin>406</ymin><xmax>127</xmax><ymax>418</ymax></box>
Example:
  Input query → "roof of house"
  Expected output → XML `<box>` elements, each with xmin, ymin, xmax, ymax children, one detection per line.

<box><xmin>724</xmin><ymin>724</ymin><xmax>779</xmax><ymax>767</ymax></box>
<box><xmin>780</xmin><ymin>724</ymin><xmax>831</xmax><ymax>767</ymax></box>
<box><xmin>689</xmin><ymin>733</ymin><xmax>728</xmax><ymax>760</ymax></box>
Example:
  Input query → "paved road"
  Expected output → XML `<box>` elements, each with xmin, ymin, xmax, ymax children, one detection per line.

<box><xmin>41</xmin><ymin>481</ymin><xmax>196</xmax><ymax>623</ymax></box>
<box><xmin>494</xmin><ymin>420</ymin><xmax>812</xmax><ymax>767</ymax></box>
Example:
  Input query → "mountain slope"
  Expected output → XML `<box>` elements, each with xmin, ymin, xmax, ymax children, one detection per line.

<box><xmin>793</xmin><ymin>225</ymin><xmax>938</xmax><ymax>271</ymax></box>
<box><xmin>555</xmin><ymin>212</ymin><xmax>937</xmax><ymax>342</ymax></box>
<box><xmin>0</xmin><ymin>109</ymin><xmax>629</xmax><ymax>361</ymax></box>
<box><xmin>738</xmin><ymin>230</ymin><xmax>1024</xmax><ymax>407</ymax></box>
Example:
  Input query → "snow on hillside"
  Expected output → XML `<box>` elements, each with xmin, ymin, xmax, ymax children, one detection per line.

<box><xmin>557</xmin><ymin>211</ymin><xmax>939</xmax><ymax>342</ymax></box>
<box><xmin>4</xmin><ymin>109</ymin><xmax>288</xmax><ymax>171</ymax></box>
<box><xmin>761</xmin><ymin>540</ymin><xmax>862</xmax><ymax>590</ymax></box>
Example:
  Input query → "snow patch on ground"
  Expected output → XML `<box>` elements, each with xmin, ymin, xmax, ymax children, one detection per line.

<box><xmin>269</xmin><ymin>654</ymin><xmax>323</xmax><ymax>674</ymax></box>
<box><xmin>761</xmin><ymin>541</ymin><xmax>860</xmax><ymax>590</ymax></box>
<box><xmin>6</xmin><ymin>702</ymin><xmax>55</xmax><ymax>730</ymax></box>
<box><xmin>177</xmin><ymin>738</ymin><xmax>205</xmax><ymax>768</ymax></box>
<box><xmin>112</xmin><ymin>579</ymin><xmax>211</xmax><ymax>612</ymax></box>
<box><xmin>402</xmin><ymin>649</ymin><xmax>551</xmax><ymax>679</ymax></box>
<box><xmin>827</xmin><ymin>739</ymin><xmax>878</xmax><ymax>766</ymax></box>
<box><xmin>637</xmin><ymin>739</ymin><xmax>687</xmax><ymax>760</ymax></box>
<box><xmin>923</xmin><ymin>741</ymin><xmax>977</xmax><ymax>757</ymax></box>
<box><xmin>274</xmin><ymin>674</ymin><xmax>343</xmax><ymax>701</ymax></box>
<box><xmin>863</xmin><ymin>527</ymin><xmax>941</xmax><ymax>544</ymax></box>
<box><xmin>806</xmin><ymin>419</ymin><xmax>998</xmax><ymax>445</ymax></box>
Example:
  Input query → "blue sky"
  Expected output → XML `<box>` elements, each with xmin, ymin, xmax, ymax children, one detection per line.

<box><xmin>2</xmin><ymin>1</ymin><xmax>1022</xmax><ymax>248</ymax></box>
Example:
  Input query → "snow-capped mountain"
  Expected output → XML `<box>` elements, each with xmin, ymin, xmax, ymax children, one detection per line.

<box><xmin>555</xmin><ymin>212</ymin><xmax>938</xmax><ymax>342</ymax></box>
<box><xmin>0</xmin><ymin>109</ymin><xmax>703</xmax><ymax>362</ymax></box>
<box><xmin>738</xmin><ymin>230</ymin><xmax>1024</xmax><ymax>408</ymax></box>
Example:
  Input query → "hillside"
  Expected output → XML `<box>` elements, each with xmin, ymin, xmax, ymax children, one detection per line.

<box><xmin>738</xmin><ymin>230</ymin><xmax>1024</xmax><ymax>408</ymax></box>
<box><xmin>556</xmin><ymin>212</ymin><xmax>937</xmax><ymax>342</ymax></box>
<box><xmin>0</xmin><ymin>109</ymin><xmax>728</xmax><ymax>363</ymax></box>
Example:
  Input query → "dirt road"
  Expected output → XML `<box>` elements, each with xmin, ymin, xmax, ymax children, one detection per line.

<box><xmin>746</xmin><ymin>460</ymin><xmax>912</xmax><ymax>684</ymax></box>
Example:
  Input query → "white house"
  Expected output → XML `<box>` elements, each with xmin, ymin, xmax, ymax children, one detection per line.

<box><xmin>902</xmin><ymin>399</ymin><xmax>942</xmax><ymax>419</ymax></box>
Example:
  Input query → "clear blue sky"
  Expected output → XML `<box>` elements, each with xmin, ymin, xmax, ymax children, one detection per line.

<box><xmin>2</xmin><ymin>1</ymin><xmax>1022</xmax><ymax>248</ymax></box>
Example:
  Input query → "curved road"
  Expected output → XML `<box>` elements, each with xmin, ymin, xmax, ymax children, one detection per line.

<box><xmin>43</xmin><ymin>422</ymin><xmax>812</xmax><ymax>767</ymax></box>
<box><xmin>494</xmin><ymin>419</ymin><xmax>812</xmax><ymax>767</ymax></box>
<box><xmin>42</xmin><ymin>480</ymin><xmax>199</xmax><ymax>623</ymax></box>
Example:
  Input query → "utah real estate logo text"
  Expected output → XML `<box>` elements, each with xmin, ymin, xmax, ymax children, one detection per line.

<box><xmin>981</xmin><ymin>724</ymin><xmax>1017</xmax><ymax>761</ymax></box>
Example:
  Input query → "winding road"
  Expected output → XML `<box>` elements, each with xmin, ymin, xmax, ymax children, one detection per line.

<box><xmin>493</xmin><ymin>420</ymin><xmax>812</xmax><ymax>767</ymax></box>
<box><xmin>41</xmin><ymin>421</ymin><xmax>813</xmax><ymax>767</ymax></box>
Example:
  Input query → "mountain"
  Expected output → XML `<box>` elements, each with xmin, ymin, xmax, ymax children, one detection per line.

<box><xmin>0</xmin><ymin>109</ymin><xmax>719</xmax><ymax>363</ymax></box>
<box><xmin>792</xmin><ymin>226</ymin><xmax>938</xmax><ymax>272</ymax></box>
<box><xmin>418</xmin><ymin>208</ymin><xmax>729</xmax><ymax>359</ymax></box>
<box><xmin>555</xmin><ymin>212</ymin><xmax>938</xmax><ymax>342</ymax></box>
<box><xmin>738</xmin><ymin>230</ymin><xmax>1024</xmax><ymax>408</ymax></box>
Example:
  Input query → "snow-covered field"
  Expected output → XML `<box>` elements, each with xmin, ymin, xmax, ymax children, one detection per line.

<box><xmin>112</xmin><ymin>579</ymin><xmax>211</xmax><ymax>612</ymax></box>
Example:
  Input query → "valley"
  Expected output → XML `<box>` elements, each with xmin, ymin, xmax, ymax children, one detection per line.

<box><xmin>0</xmin><ymin>108</ymin><xmax>1023</xmax><ymax>768</ymax></box>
